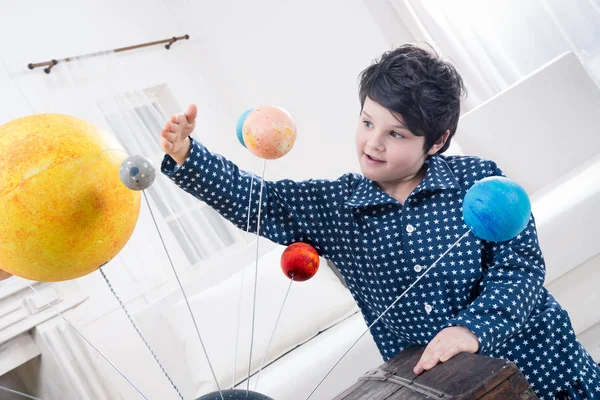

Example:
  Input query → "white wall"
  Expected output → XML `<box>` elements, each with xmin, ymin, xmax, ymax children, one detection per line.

<box><xmin>0</xmin><ymin>1</ymin><xmax>399</xmax><ymax>398</ymax></box>
<box><xmin>163</xmin><ymin>0</ymin><xmax>398</xmax><ymax>181</ymax></box>
<box><xmin>1</xmin><ymin>0</ymin><xmax>394</xmax><ymax>181</ymax></box>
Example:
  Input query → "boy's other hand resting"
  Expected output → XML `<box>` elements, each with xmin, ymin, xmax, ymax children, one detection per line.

<box><xmin>413</xmin><ymin>326</ymin><xmax>479</xmax><ymax>375</ymax></box>
<box><xmin>160</xmin><ymin>104</ymin><xmax>197</xmax><ymax>165</ymax></box>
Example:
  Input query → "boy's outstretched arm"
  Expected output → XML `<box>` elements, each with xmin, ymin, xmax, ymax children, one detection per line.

<box><xmin>159</xmin><ymin>105</ymin><xmax>356</xmax><ymax>256</ymax></box>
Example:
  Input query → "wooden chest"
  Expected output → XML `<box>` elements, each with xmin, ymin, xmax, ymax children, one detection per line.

<box><xmin>334</xmin><ymin>346</ymin><xmax>538</xmax><ymax>399</ymax></box>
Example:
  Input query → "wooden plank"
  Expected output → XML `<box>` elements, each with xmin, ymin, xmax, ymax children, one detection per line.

<box><xmin>388</xmin><ymin>387</ymin><xmax>429</xmax><ymax>400</ymax></box>
<box><xmin>413</xmin><ymin>354</ymin><xmax>514</xmax><ymax>396</ymax></box>
<box><xmin>476</xmin><ymin>372</ymin><xmax>538</xmax><ymax>400</ymax></box>
<box><xmin>335</xmin><ymin>380</ymin><xmax>403</xmax><ymax>400</ymax></box>
<box><xmin>335</xmin><ymin>346</ymin><xmax>538</xmax><ymax>399</ymax></box>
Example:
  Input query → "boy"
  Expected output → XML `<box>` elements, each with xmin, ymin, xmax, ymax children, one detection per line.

<box><xmin>160</xmin><ymin>44</ymin><xmax>600</xmax><ymax>399</ymax></box>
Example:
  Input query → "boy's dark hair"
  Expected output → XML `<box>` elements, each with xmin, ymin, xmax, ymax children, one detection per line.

<box><xmin>358</xmin><ymin>43</ymin><xmax>466</xmax><ymax>154</ymax></box>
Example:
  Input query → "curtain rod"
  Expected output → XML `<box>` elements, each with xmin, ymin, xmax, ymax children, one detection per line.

<box><xmin>27</xmin><ymin>34</ymin><xmax>190</xmax><ymax>74</ymax></box>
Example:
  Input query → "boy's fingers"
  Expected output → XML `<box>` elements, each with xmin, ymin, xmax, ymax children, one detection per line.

<box><xmin>161</xmin><ymin>130</ymin><xmax>176</xmax><ymax>142</ymax></box>
<box><xmin>421</xmin><ymin>344</ymin><xmax>445</xmax><ymax>370</ymax></box>
<box><xmin>414</xmin><ymin>357</ymin><xmax>426</xmax><ymax>375</ymax></box>
<box><xmin>439</xmin><ymin>345</ymin><xmax>460</xmax><ymax>363</ymax></box>
<box><xmin>414</xmin><ymin>333</ymin><xmax>447</xmax><ymax>374</ymax></box>
<box><xmin>160</xmin><ymin>137</ymin><xmax>172</xmax><ymax>151</ymax></box>
<box><xmin>185</xmin><ymin>104</ymin><xmax>197</xmax><ymax>123</ymax></box>
<box><xmin>170</xmin><ymin>114</ymin><xmax>179</xmax><ymax>124</ymax></box>
<box><xmin>165</xmin><ymin>122</ymin><xmax>178</xmax><ymax>134</ymax></box>
<box><xmin>422</xmin><ymin>356</ymin><xmax>441</xmax><ymax>371</ymax></box>
<box><xmin>414</xmin><ymin>341</ymin><xmax>437</xmax><ymax>374</ymax></box>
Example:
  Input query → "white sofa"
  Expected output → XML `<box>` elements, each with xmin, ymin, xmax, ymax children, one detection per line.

<box><xmin>136</xmin><ymin>243</ymin><xmax>384</xmax><ymax>400</ymax></box>
<box><xmin>135</xmin><ymin>50</ymin><xmax>600</xmax><ymax>400</ymax></box>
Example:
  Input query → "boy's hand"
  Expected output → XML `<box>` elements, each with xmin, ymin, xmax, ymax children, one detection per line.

<box><xmin>160</xmin><ymin>104</ymin><xmax>197</xmax><ymax>165</ymax></box>
<box><xmin>413</xmin><ymin>326</ymin><xmax>479</xmax><ymax>375</ymax></box>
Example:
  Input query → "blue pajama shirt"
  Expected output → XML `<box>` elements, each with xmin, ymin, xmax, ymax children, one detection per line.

<box><xmin>162</xmin><ymin>138</ymin><xmax>600</xmax><ymax>399</ymax></box>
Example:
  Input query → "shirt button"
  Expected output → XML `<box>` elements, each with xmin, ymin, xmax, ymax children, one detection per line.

<box><xmin>414</xmin><ymin>265</ymin><xmax>423</xmax><ymax>273</ymax></box>
<box><xmin>424</xmin><ymin>304</ymin><xmax>433</xmax><ymax>314</ymax></box>
<box><xmin>406</xmin><ymin>224</ymin><xmax>415</xmax><ymax>233</ymax></box>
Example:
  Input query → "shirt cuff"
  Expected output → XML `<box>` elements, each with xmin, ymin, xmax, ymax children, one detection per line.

<box><xmin>160</xmin><ymin>138</ymin><xmax>199</xmax><ymax>177</ymax></box>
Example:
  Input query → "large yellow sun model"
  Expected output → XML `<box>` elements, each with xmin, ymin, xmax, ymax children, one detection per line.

<box><xmin>0</xmin><ymin>114</ymin><xmax>140</xmax><ymax>282</ymax></box>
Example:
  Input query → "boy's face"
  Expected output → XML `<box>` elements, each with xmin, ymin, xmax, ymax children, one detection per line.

<box><xmin>355</xmin><ymin>97</ymin><xmax>430</xmax><ymax>187</ymax></box>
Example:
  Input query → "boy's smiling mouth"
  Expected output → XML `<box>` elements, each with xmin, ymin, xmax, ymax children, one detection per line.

<box><xmin>365</xmin><ymin>153</ymin><xmax>385</xmax><ymax>163</ymax></box>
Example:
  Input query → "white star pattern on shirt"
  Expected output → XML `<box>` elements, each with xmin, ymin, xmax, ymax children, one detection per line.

<box><xmin>162</xmin><ymin>138</ymin><xmax>600</xmax><ymax>399</ymax></box>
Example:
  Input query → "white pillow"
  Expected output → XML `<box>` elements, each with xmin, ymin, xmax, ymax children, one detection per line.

<box><xmin>163</xmin><ymin>244</ymin><xmax>359</xmax><ymax>395</ymax></box>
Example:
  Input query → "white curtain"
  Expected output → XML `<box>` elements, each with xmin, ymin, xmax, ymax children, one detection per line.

<box><xmin>52</xmin><ymin>51</ymin><xmax>242</xmax><ymax>278</ymax></box>
<box><xmin>368</xmin><ymin>0</ymin><xmax>600</xmax><ymax>110</ymax></box>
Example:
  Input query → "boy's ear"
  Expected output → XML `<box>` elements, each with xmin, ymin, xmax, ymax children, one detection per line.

<box><xmin>428</xmin><ymin>130</ymin><xmax>450</xmax><ymax>155</ymax></box>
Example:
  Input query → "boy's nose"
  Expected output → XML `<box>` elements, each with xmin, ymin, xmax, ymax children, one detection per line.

<box><xmin>367</xmin><ymin>134</ymin><xmax>385</xmax><ymax>151</ymax></box>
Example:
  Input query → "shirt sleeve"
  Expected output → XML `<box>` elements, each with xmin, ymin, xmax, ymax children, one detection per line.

<box><xmin>160</xmin><ymin>137</ymin><xmax>356</xmax><ymax>257</ymax></box>
<box><xmin>444</xmin><ymin>161</ymin><xmax>547</xmax><ymax>355</ymax></box>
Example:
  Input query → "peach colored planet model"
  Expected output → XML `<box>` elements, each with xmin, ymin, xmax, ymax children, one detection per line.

<box><xmin>242</xmin><ymin>105</ymin><xmax>297</xmax><ymax>160</ymax></box>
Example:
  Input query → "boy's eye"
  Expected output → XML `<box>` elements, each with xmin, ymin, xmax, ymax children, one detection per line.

<box><xmin>390</xmin><ymin>131</ymin><xmax>404</xmax><ymax>139</ymax></box>
<box><xmin>363</xmin><ymin>120</ymin><xmax>373</xmax><ymax>128</ymax></box>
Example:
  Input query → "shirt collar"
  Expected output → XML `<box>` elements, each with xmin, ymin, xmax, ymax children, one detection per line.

<box><xmin>345</xmin><ymin>155</ymin><xmax>462</xmax><ymax>208</ymax></box>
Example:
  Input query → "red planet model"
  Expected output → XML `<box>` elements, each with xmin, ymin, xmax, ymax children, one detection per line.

<box><xmin>280</xmin><ymin>242</ymin><xmax>320</xmax><ymax>281</ymax></box>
